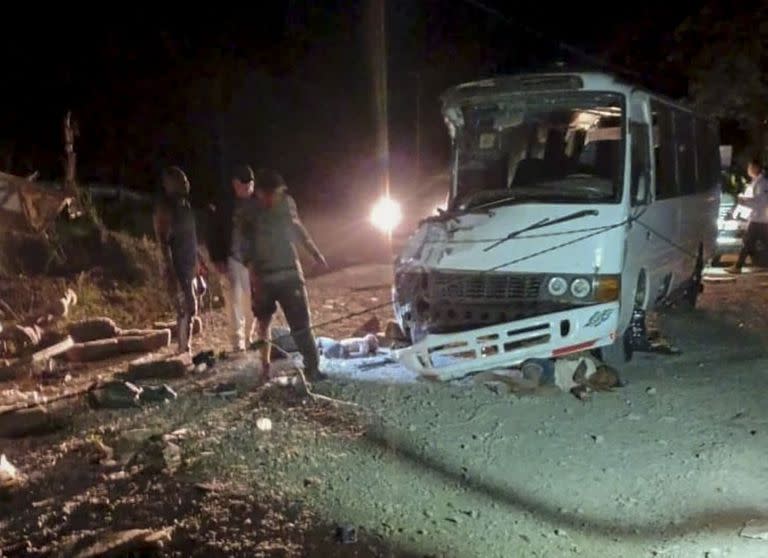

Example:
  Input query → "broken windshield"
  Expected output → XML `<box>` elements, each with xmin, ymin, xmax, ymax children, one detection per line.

<box><xmin>449</xmin><ymin>92</ymin><xmax>625</xmax><ymax>210</ymax></box>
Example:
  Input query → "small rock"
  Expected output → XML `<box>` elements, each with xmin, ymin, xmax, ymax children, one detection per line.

<box><xmin>555</xmin><ymin>528</ymin><xmax>567</xmax><ymax>537</ymax></box>
<box><xmin>646</xmin><ymin>387</ymin><xmax>657</xmax><ymax>395</ymax></box>
<box><xmin>591</xmin><ymin>434</ymin><xmax>605</xmax><ymax>444</ymax></box>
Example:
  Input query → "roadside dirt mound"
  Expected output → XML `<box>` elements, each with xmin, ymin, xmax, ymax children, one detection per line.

<box><xmin>0</xmin><ymin>216</ymin><xmax>176</xmax><ymax>328</ymax></box>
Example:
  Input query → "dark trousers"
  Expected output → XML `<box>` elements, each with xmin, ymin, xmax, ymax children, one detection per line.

<box><xmin>737</xmin><ymin>221</ymin><xmax>768</xmax><ymax>268</ymax></box>
<box><xmin>252</xmin><ymin>274</ymin><xmax>319</xmax><ymax>376</ymax></box>
<box><xmin>174</xmin><ymin>274</ymin><xmax>198</xmax><ymax>352</ymax></box>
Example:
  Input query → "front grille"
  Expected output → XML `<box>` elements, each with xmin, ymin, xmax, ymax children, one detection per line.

<box><xmin>430</xmin><ymin>272</ymin><xmax>544</xmax><ymax>302</ymax></box>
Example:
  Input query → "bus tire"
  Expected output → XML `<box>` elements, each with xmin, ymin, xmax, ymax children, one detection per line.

<box><xmin>599</xmin><ymin>327</ymin><xmax>633</xmax><ymax>367</ymax></box>
<box><xmin>680</xmin><ymin>244</ymin><xmax>704</xmax><ymax>309</ymax></box>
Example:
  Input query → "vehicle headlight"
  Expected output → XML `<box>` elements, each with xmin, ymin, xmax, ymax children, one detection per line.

<box><xmin>547</xmin><ymin>276</ymin><xmax>568</xmax><ymax>297</ymax></box>
<box><xmin>570</xmin><ymin>277</ymin><xmax>591</xmax><ymax>299</ymax></box>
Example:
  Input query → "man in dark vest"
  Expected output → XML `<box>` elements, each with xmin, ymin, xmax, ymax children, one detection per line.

<box><xmin>153</xmin><ymin>166</ymin><xmax>199</xmax><ymax>354</ymax></box>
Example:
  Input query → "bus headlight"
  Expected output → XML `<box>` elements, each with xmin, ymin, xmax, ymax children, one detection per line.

<box><xmin>547</xmin><ymin>276</ymin><xmax>568</xmax><ymax>296</ymax></box>
<box><xmin>570</xmin><ymin>278</ymin><xmax>591</xmax><ymax>299</ymax></box>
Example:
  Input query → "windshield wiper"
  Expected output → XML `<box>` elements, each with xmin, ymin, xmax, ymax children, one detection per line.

<box><xmin>483</xmin><ymin>209</ymin><xmax>599</xmax><ymax>252</ymax></box>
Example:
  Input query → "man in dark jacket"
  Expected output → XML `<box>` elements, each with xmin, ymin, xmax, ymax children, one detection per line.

<box><xmin>242</xmin><ymin>169</ymin><xmax>327</xmax><ymax>381</ymax></box>
<box><xmin>207</xmin><ymin>165</ymin><xmax>257</xmax><ymax>351</ymax></box>
<box><xmin>154</xmin><ymin>166</ymin><xmax>198</xmax><ymax>354</ymax></box>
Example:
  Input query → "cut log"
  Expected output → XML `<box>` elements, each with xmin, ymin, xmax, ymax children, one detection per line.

<box><xmin>117</xmin><ymin>330</ymin><xmax>171</xmax><ymax>354</ymax></box>
<box><xmin>67</xmin><ymin>318</ymin><xmax>119</xmax><ymax>343</ymax></box>
<box><xmin>0</xmin><ymin>404</ymin><xmax>69</xmax><ymax>438</ymax></box>
<box><xmin>118</xmin><ymin>329</ymin><xmax>158</xmax><ymax>338</ymax></box>
<box><xmin>65</xmin><ymin>338</ymin><xmax>121</xmax><ymax>362</ymax></box>
<box><xmin>125</xmin><ymin>355</ymin><xmax>190</xmax><ymax>381</ymax></box>
<box><xmin>31</xmin><ymin>336</ymin><xmax>74</xmax><ymax>363</ymax></box>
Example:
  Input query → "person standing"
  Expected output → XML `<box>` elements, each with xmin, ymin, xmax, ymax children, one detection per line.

<box><xmin>153</xmin><ymin>166</ymin><xmax>199</xmax><ymax>354</ymax></box>
<box><xmin>208</xmin><ymin>164</ymin><xmax>257</xmax><ymax>351</ymax></box>
<box><xmin>727</xmin><ymin>158</ymin><xmax>768</xmax><ymax>274</ymax></box>
<box><xmin>242</xmin><ymin>169</ymin><xmax>328</xmax><ymax>381</ymax></box>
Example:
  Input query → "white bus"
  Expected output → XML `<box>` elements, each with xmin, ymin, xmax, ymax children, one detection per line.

<box><xmin>392</xmin><ymin>72</ymin><xmax>721</xmax><ymax>380</ymax></box>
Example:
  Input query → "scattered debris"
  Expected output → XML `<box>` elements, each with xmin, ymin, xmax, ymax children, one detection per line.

<box><xmin>192</xmin><ymin>350</ymin><xmax>216</xmax><ymax>370</ymax></box>
<box><xmin>138</xmin><ymin>384</ymin><xmax>177</xmax><ymax>404</ymax></box>
<box><xmin>205</xmin><ymin>382</ymin><xmax>239</xmax><ymax>399</ymax></box>
<box><xmin>334</xmin><ymin>524</ymin><xmax>358</xmax><ymax>544</ymax></box>
<box><xmin>383</xmin><ymin>320</ymin><xmax>410</xmax><ymax>349</ymax></box>
<box><xmin>62</xmin><ymin>526</ymin><xmax>174</xmax><ymax>558</ymax></box>
<box><xmin>85</xmin><ymin>437</ymin><xmax>115</xmax><ymax>466</ymax></box>
<box><xmin>0</xmin><ymin>454</ymin><xmax>22</xmax><ymax>492</ymax></box>
<box><xmin>130</xmin><ymin>439</ymin><xmax>182</xmax><ymax>474</ymax></box>
<box><xmin>87</xmin><ymin>381</ymin><xmax>142</xmax><ymax>409</ymax></box>
<box><xmin>740</xmin><ymin>519</ymin><xmax>768</xmax><ymax>541</ymax></box>
<box><xmin>352</xmin><ymin>316</ymin><xmax>380</xmax><ymax>337</ymax></box>
<box><xmin>256</xmin><ymin>417</ymin><xmax>273</xmax><ymax>432</ymax></box>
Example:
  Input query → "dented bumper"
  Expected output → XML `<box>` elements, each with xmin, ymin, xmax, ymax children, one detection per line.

<box><xmin>394</xmin><ymin>302</ymin><xmax>620</xmax><ymax>380</ymax></box>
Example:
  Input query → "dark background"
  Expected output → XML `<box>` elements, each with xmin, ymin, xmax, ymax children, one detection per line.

<box><xmin>0</xmin><ymin>1</ymin><xmax>761</xmax><ymax>209</ymax></box>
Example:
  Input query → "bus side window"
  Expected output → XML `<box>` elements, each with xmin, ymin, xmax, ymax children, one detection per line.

<box><xmin>630</xmin><ymin>121</ymin><xmax>651</xmax><ymax>205</ymax></box>
<box><xmin>675</xmin><ymin>111</ymin><xmax>696</xmax><ymax>195</ymax></box>
<box><xmin>651</xmin><ymin>101</ymin><xmax>678</xmax><ymax>199</ymax></box>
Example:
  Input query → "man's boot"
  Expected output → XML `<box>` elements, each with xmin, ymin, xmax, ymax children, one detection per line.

<box><xmin>293</xmin><ymin>329</ymin><xmax>325</xmax><ymax>382</ymax></box>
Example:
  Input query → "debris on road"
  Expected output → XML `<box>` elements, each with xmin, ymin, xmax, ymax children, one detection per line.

<box><xmin>0</xmin><ymin>454</ymin><xmax>22</xmax><ymax>492</ymax></box>
<box><xmin>87</xmin><ymin>380</ymin><xmax>142</xmax><ymax>409</ymax></box>
<box><xmin>61</xmin><ymin>526</ymin><xmax>174</xmax><ymax>558</ymax></box>
<box><xmin>740</xmin><ymin>519</ymin><xmax>768</xmax><ymax>541</ymax></box>
<box><xmin>256</xmin><ymin>417</ymin><xmax>273</xmax><ymax>432</ymax></box>
<box><xmin>138</xmin><ymin>384</ymin><xmax>178</xmax><ymax>404</ymax></box>
<box><xmin>334</xmin><ymin>524</ymin><xmax>358</xmax><ymax>544</ymax></box>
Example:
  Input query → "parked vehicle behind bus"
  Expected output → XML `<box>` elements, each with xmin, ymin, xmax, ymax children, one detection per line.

<box><xmin>392</xmin><ymin>72</ymin><xmax>722</xmax><ymax>379</ymax></box>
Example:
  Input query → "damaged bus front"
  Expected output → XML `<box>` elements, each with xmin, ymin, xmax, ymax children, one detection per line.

<box><xmin>393</xmin><ymin>73</ymin><xmax>720</xmax><ymax>380</ymax></box>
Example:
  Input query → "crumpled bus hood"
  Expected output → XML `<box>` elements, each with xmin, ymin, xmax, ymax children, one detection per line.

<box><xmin>396</xmin><ymin>203</ymin><xmax>627</xmax><ymax>275</ymax></box>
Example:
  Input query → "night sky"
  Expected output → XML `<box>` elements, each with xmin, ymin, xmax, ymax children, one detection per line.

<box><xmin>0</xmin><ymin>1</ymin><xmax>705</xmax><ymax>207</ymax></box>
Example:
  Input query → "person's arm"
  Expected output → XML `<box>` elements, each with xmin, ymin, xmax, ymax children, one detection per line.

<box><xmin>286</xmin><ymin>196</ymin><xmax>327</xmax><ymax>266</ymax></box>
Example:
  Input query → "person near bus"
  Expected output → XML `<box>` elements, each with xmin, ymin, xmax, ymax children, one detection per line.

<box><xmin>727</xmin><ymin>158</ymin><xmax>768</xmax><ymax>273</ymax></box>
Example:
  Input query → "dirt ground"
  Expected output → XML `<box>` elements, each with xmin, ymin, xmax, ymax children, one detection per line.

<box><xmin>2</xmin><ymin>260</ymin><xmax>768</xmax><ymax>557</ymax></box>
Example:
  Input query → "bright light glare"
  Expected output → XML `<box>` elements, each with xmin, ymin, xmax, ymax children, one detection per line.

<box><xmin>370</xmin><ymin>196</ymin><xmax>402</xmax><ymax>233</ymax></box>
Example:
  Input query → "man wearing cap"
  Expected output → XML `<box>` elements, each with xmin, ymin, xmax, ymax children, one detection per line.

<box><xmin>241</xmin><ymin>168</ymin><xmax>328</xmax><ymax>381</ymax></box>
<box><xmin>208</xmin><ymin>164</ymin><xmax>257</xmax><ymax>351</ymax></box>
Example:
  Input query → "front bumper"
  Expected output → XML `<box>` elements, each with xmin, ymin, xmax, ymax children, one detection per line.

<box><xmin>394</xmin><ymin>301</ymin><xmax>620</xmax><ymax>380</ymax></box>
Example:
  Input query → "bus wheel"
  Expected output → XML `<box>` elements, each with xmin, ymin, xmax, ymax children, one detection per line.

<box><xmin>680</xmin><ymin>244</ymin><xmax>704</xmax><ymax>309</ymax></box>
<box><xmin>598</xmin><ymin>271</ymin><xmax>646</xmax><ymax>367</ymax></box>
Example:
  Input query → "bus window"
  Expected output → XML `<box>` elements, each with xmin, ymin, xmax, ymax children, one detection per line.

<box><xmin>630</xmin><ymin>121</ymin><xmax>651</xmax><ymax>205</ymax></box>
<box><xmin>696</xmin><ymin>117</ymin><xmax>718</xmax><ymax>192</ymax></box>
<box><xmin>651</xmin><ymin>101</ymin><xmax>678</xmax><ymax>199</ymax></box>
<box><xmin>675</xmin><ymin>111</ymin><xmax>696</xmax><ymax>195</ymax></box>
